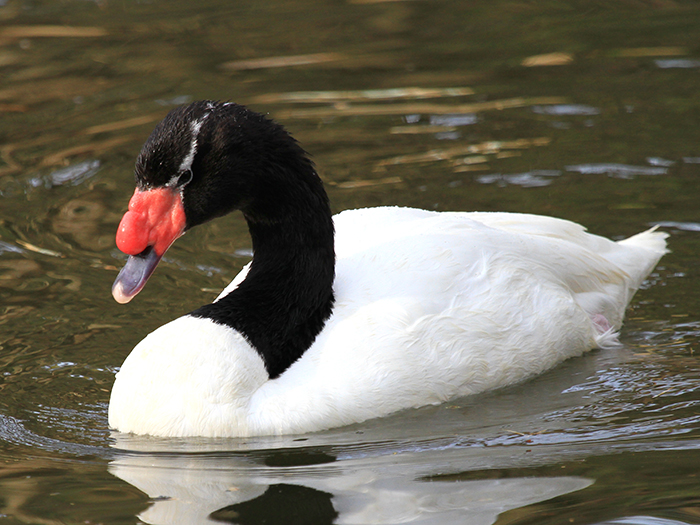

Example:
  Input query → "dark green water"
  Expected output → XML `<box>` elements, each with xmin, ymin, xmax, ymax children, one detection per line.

<box><xmin>0</xmin><ymin>0</ymin><xmax>699</xmax><ymax>523</ymax></box>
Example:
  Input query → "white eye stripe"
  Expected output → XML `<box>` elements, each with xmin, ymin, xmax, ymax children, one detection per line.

<box><xmin>178</xmin><ymin>114</ymin><xmax>209</xmax><ymax>174</ymax></box>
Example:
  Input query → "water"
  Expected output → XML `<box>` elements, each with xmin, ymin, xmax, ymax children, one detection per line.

<box><xmin>1</xmin><ymin>0</ymin><xmax>699</xmax><ymax>523</ymax></box>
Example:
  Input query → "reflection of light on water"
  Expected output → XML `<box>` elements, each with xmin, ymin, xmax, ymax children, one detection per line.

<box><xmin>109</xmin><ymin>447</ymin><xmax>592</xmax><ymax>525</ymax></box>
<box><xmin>565</xmin><ymin>164</ymin><xmax>668</xmax><ymax>178</ymax></box>
<box><xmin>646</xmin><ymin>157</ymin><xmax>675</xmax><ymax>167</ymax></box>
<box><xmin>476</xmin><ymin>170</ymin><xmax>561</xmax><ymax>188</ymax></box>
<box><xmin>429</xmin><ymin>113</ymin><xmax>478</xmax><ymax>127</ymax></box>
<box><xmin>655</xmin><ymin>59</ymin><xmax>700</xmax><ymax>69</ymax></box>
<box><xmin>277</xmin><ymin>96</ymin><xmax>566</xmax><ymax>119</ymax></box>
<box><xmin>653</xmin><ymin>221</ymin><xmax>700</xmax><ymax>232</ymax></box>
<box><xmin>0</xmin><ymin>240</ymin><xmax>24</xmax><ymax>254</ymax></box>
<box><xmin>597</xmin><ymin>516</ymin><xmax>695</xmax><ymax>525</ymax></box>
<box><xmin>532</xmin><ymin>104</ymin><xmax>600</xmax><ymax>116</ymax></box>
<box><xmin>254</xmin><ymin>87</ymin><xmax>475</xmax><ymax>104</ymax></box>
<box><xmin>377</xmin><ymin>137</ymin><xmax>551</xmax><ymax>167</ymax></box>
<box><xmin>220</xmin><ymin>52</ymin><xmax>345</xmax><ymax>71</ymax></box>
<box><xmin>156</xmin><ymin>95</ymin><xmax>193</xmax><ymax>106</ymax></box>
<box><xmin>28</xmin><ymin>159</ymin><xmax>101</xmax><ymax>188</ymax></box>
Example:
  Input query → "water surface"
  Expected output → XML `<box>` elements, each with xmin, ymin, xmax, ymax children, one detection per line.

<box><xmin>0</xmin><ymin>0</ymin><xmax>699</xmax><ymax>523</ymax></box>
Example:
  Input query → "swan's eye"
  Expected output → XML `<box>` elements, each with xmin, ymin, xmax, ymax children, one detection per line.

<box><xmin>169</xmin><ymin>169</ymin><xmax>193</xmax><ymax>188</ymax></box>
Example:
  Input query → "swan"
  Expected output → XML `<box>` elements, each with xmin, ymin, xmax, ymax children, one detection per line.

<box><xmin>108</xmin><ymin>100</ymin><xmax>668</xmax><ymax>437</ymax></box>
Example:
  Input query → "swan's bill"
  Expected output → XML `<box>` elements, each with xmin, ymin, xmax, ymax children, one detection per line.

<box><xmin>112</xmin><ymin>247</ymin><xmax>163</xmax><ymax>304</ymax></box>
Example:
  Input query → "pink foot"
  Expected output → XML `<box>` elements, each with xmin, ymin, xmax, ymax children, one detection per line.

<box><xmin>591</xmin><ymin>314</ymin><xmax>612</xmax><ymax>334</ymax></box>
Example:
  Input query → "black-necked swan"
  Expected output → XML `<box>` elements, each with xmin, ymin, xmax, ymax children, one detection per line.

<box><xmin>108</xmin><ymin>100</ymin><xmax>668</xmax><ymax>437</ymax></box>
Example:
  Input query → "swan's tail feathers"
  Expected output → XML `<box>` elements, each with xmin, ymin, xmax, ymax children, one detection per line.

<box><xmin>618</xmin><ymin>225</ymin><xmax>669</xmax><ymax>256</ymax></box>
<box><xmin>616</xmin><ymin>226</ymin><xmax>669</xmax><ymax>289</ymax></box>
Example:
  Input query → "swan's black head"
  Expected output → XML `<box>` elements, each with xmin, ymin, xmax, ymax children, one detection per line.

<box><xmin>135</xmin><ymin>100</ymin><xmax>326</xmax><ymax>230</ymax></box>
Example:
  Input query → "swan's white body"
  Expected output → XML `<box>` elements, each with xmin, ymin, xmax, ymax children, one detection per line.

<box><xmin>109</xmin><ymin>207</ymin><xmax>667</xmax><ymax>437</ymax></box>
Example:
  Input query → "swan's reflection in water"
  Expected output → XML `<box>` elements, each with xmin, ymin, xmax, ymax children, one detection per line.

<box><xmin>109</xmin><ymin>435</ymin><xmax>591</xmax><ymax>525</ymax></box>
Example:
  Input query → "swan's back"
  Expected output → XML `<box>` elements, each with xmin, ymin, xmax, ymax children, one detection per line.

<box><xmin>334</xmin><ymin>207</ymin><xmax>666</xmax><ymax>333</ymax></box>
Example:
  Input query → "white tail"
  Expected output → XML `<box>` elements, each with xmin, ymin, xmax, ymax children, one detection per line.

<box><xmin>617</xmin><ymin>226</ymin><xmax>669</xmax><ymax>289</ymax></box>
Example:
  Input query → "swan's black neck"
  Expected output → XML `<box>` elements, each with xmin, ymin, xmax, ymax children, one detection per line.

<box><xmin>189</xmin><ymin>144</ymin><xmax>336</xmax><ymax>379</ymax></box>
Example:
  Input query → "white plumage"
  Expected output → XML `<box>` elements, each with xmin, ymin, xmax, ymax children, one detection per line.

<box><xmin>109</xmin><ymin>207</ymin><xmax>667</xmax><ymax>437</ymax></box>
